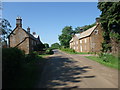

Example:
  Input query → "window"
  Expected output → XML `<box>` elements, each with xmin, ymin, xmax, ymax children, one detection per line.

<box><xmin>76</xmin><ymin>41</ymin><xmax>78</xmax><ymax>45</ymax></box>
<box><xmin>80</xmin><ymin>40</ymin><xmax>82</xmax><ymax>43</ymax></box>
<box><xmin>74</xmin><ymin>46</ymin><xmax>75</xmax><ymax>50</ymax></box>
<box><xmin>94</xmin><ymin>30</ymin><xmax>98</xmax><ymax>35</ymax></box>
<box><xmin>80</xmin><ymin>45</ymin><xmax>82</xmax><ymax>52</ymax></box>
<box><xmin>85</xmin><ymin>39</ymin><xmax>87</xmax><ymax>43</ymax></box>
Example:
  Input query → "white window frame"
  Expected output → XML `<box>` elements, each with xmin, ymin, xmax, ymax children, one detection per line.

<box><xmin>80</xmin><ymin>45</ymin><xmax>82</xmax><ymax>52</ymax></box>
<box><xmin>85</xmin><ymin>39</ymin><xmax>87</xmax><ymax>43</ymax></box>
<box><xmin>80</xmin><ymin>40</ymin><xmax>82</xmax><ymax>43</ymax></box>
<box><xmin>94</xmin><ymin>29</ymin><xmax>98</xmax><ymax>35</ymax></box>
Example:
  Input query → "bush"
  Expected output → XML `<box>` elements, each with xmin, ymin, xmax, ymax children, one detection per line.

<box><xmin>60</xmin><ymin>48</ymin><xmax>75</xmax><ymax>53</ymax></box>
<box><xmin>25</xmin><ymin>51</ymin><xmax>39</xmax><ymax>63</ymax></box>
<box><xmin>45</xmin><ymin>48</ymin><xmax>54</xmax><ymax>54</ymax></box>
<box><xmin>2</xmin><ymin>48</ymin><xmax>25</xmax><ymax>88</ymax></box>
<box><xmin>98</xmin><ymin>53</ymin><xmax>118</xmax><ymax>64</ymax></box>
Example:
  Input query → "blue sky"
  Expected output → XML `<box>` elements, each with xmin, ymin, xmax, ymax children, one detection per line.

<box><xmin>3</xmin><ymin>2</ymin><xmax>101</xmax><ymax>46</ymax></box>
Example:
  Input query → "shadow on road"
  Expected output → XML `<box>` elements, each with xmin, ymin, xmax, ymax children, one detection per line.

<box><xmin>40</xmin><ymin>55</ymin><xmax>96</xmax><ymax>88</ymax></box>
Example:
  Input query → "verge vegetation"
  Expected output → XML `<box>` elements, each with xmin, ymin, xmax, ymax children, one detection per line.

<box><xmin>2</xmin><ymin>47</ymin><xmax>52</xmax><ymax>88</ymax></box>
<box><xmin>60</xmin><ymin>48</ymin><xmax>94</xmax><ymax>54</ymax></box>
<box><xmin>86</xmin><ymin>53</ymin><xmax>119</xmax><ymax>70</ymax></box>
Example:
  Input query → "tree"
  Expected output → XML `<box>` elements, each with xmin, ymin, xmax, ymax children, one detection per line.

<box><xmin>0</xmin><ymin>19</ymin><xmax>12</xmax><ymax>42</ymax></box>
<box><xmin>58</xmin><ymin>26</ymin><xmax>74</xmax><ymax>48</ymax></box>
<box><xmin>33</xmin><ymin>43</ymin><xmax>45</xmax><ymax>51</ymax></box>
<box><xmin>74</xmin><ymin>23</ymin><xmax>96</xmax><ymax>34</ymax></box>
<box><xmin>74</xmin><ymin>27</ymin><xmax>83</xmax><ymax>34</ymax></box>
<box><xmin>51</xmin><ymin>43</ymin><xmax>60</xmax><ymax>49</ymax></box>
<box><xmin>97</xmin><ymin>2</ymin><xmax>120</xmax><ymax>53</ymax></box>
<box><xmin>81</xmin><ymin>23</ymin><xmax>96</xmax><ymax>31</ymax></box>
<box><xmin>44</xmin><ymin>43</ymin><xmax>49</xmax><ymax>49</ymax></box>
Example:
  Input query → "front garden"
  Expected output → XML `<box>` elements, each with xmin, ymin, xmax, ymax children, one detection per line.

<box><xmin>2</xmin><ymin>47</ymin><xmax>53</xmax><ymax>88</ymax></box>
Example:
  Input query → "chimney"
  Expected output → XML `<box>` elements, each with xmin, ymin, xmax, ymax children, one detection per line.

<box><xmin>27</xmin><ymin>27</ymin><xmax>30</xmax><ymax>33</ymax></box>
<box><xmin>96</xmin><ymin>17</ymin><xmax>100</xmax><ymax>24</ymax></box>
<box><xmin>16</xmin><ymin>16</ymin><xmax>22</xmax><ymax>27</ymax></box>
<box><xmin>33</xmin><ymin>32</ymin><xmax>36</xmax><ymax>35</ymax></box>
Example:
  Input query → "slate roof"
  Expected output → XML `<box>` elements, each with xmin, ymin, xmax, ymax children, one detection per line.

<box><xmin>69</xmin><ymin>24</ymin><xmax>99</xmax><ymax>43</ymax></box>
<box><xmin>78</xmin><ymin>25</ymin><xmax>97</xmax><ymax>39</ymax></box>
<box><xmin>8</xmin><ymin>27</ymin><xmax>41</xmax><ymax>44</ymax></box>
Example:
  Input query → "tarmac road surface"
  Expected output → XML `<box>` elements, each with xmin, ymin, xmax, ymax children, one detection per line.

<box><xmin>36</xmin><ymin>49</ymin><xmax>118</xmax><ymax>88</ymax></box>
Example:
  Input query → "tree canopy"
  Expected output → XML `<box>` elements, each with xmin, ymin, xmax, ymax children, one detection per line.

<box><xmin>44</xmin><ymin>43</ymin><xmax>49</xmax><ymax>49</ymax></box>
<box><xmin>58</xmin><ymin>26</ymin><xmax>74</xmax><ymax>48</ymax></box>
<box><xmin>51</xmin><ymin>43</ymin><xmax>60</xmax><ymax>49</ymax></box>
<box><xmin>97</xmin><ymin>2</ymin><xmax>120</xmax><ymax>52</ymax></box>
<box><xmin>74</xmin><ymin>23</ymin><xmax>96</xmax><ymax>34</ymax></box>
<box><xmin>0</xmin><ymin>19</ymin><xmax>12</xmax><ymax>42</ymax></box>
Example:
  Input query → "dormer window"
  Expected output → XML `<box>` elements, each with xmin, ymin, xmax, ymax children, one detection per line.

<box><xmin>94</xmin><ymin>29</ymin><xmax>98</xmax><ymax>35</ymax></box>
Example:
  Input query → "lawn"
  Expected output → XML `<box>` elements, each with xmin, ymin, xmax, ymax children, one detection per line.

<box><xmin>86</xmin><ymin>55</ymin><xmax>119</xmax><ymax>70</ymax></box>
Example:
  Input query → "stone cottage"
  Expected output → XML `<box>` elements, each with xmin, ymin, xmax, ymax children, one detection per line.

<box><xmin>70</xmin><ymin>18</ymin><xmax>104</xmax><ymax>53</ymax></box>
<box><xmin>8</xmin><ymin>17</ymin><xmax>42</xmax><ymax>54</ymax></box>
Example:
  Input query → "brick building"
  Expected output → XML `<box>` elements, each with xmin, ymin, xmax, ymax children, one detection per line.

<box><xmin>8</xmin><ymin>17</ymin><xmax>42</xmax><ymax>54</ymax></box>
<box><xmin>70</xmin><ymin>18</ymin><xmax>104</xmax><ymax>53</ymax></box>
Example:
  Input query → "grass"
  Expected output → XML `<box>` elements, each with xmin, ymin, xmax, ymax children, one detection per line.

<box><xmin>60</xmin><ymin>48</ymin><xmax>94</xmax><ymax>55</ymax></box>
<box><xmin>86</xmin><ymin>55</ymin><xmax>119</xmax><ymax>70</ymax></box>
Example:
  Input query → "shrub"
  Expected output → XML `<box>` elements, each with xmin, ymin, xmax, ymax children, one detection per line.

<box><xmin>25</xmin><ymin>51</ymin><xmax>39</xmax><ymax>62</ymax></box>
<box><xmin>61</xmin><ymin>48</ymin><xmax>75</xmax><ymax>53</ymax></box>
<box><xmin>2</xmin><ymin>48</ymin><xmax>25</xmax><ymax>87</ymax></box>
<box><xmin>45</xmin><ymin>48</ymin><xmax>54</xmax><ymax>54</ymax></box>
<box><xmin>98</xmin><ymin>53</ymin><xmax>118</xmax><ymax>64</ymax></box>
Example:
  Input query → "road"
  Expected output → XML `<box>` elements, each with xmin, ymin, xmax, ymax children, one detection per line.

<box><xmin>36</xmin><ymin>49</ymin><xmax>118</xmax><ymax>88</ymax></box>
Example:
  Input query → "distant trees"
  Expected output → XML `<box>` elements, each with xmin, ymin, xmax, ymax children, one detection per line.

<box><xmin>44</xmin><ymin>43</ymin><xmax>49</xmax><ymax>49</ymax></box>
<box><xmin>33</xmin><ymin>43</ymin><xmax>45</xmax><ymax>51</ymax></box>
<box><xmin>74</xmin><ymin>23</ymin><xmax>96</xmax><ymax>34</ymax></box>
<box><xmin>58</xmin><ymin>26</ymin><xmax>74</xmax><ymax>48</ymax></box>
<box><xmin>58</xmin><ymin>23</ymin><xmax>96</xmax><ymax>48</ymax></box>
<box><xmin>51</xmin><ymin>43</ymin><xmax>60</xmax><ymax>49</ymax></box>
<box><xmin>97</xmin><ymin>2</ymin><xmax>120</xmax><ymax>54</ymax></box>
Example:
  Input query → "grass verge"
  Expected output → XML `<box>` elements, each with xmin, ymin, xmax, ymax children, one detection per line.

<box><xmin>60</xmin><ymin>48</ymin><xmax>94</xmax><ymax>54</ymax></box>
<box><xmin>86</xmin><ymin>55</ymin><xmax>119</xmax><ymax>70</ymax></box>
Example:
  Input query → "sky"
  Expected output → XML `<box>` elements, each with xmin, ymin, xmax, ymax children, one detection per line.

<box><xmin>2</xmin><ymin>2</ymin><xmax>101</xmax><ymax>46</ymax></box>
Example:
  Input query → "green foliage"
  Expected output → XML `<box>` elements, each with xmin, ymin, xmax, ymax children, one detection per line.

<box><xmin>61</xmin><ymin>26</ymin><xmax>73</xmax><ymax>35</ymax></box>
<box><xmin>81</xmin><ymin>23</ymin><xmax>96</xmax><ymax>31</ymax></box>
<box><xmin>74</xmin><ymin>23</ymin><xmax>96</xmax><ymax>34</ymax></box>
<box><xmin>44</xmin><ymin>43</ymin><xmax>49</xmax><ymax>49</ymax></box>
<box><xmin>110</xmin><ymin>32</ymin><xmax>120</xmax><ymax>42</ymax></box>
<box><xmin>60</xmin><ymin>48</ymin><xmax>76</xmax><ymax>54</ymax></box>
<box><xmin>97</xmin><ymin>2</ymin><xmax>120</xmax><ymax>52</ymax></box>
<box><xmin>33</xmin><ymin>43</ymin><xmax>45</xmax><ymax>51</ymax></box>
<box><xmin>45</xmin><ymin>48</ymin><xmax>54</xmax><ymax>54</ymax></box>
<box><xmin>58</xmin><ymin>24</ymin><xmax>96</xmax><ymax>48</ymax></box>
<box><xmin>60</xmin><ymin>48</ymin><xmax>94</xmax><ymax>55</ymax></box>
<box><xmin>2</xmin><ymin>48</ymin><xmax>46</xmax><ymax>88</ymax></box>
<box><xmin>25</xmin><ymin>51</ymin><xmax>39</xmax><ymax>63</ymax></box>
<box><xmin>2</xmin><ymin>48</ymin><xmax>25</xmax><ymax>88</ymax></box>
<box><xmin>51</xmin><ymin>43</ymin><xmax>60</xmax><ymax>49</ymax></box>
<box><xmin>58</xmin><ymin>26</ymin><xmax>74</xmax><ymax>48</ymax></box>
<box><xmin>86</xmin><ymin>53</ymin><xmax>119</xmax><ymax>69</ymax></box>
<box><xmin>1</xmin><ymin>19</ymin><xmax>12</xmax><ymax>42</ymax></box>
<box><xmin>101</xmin><ymin>42</ymin><xmax>111</xmax><ymax>52</ymax></box>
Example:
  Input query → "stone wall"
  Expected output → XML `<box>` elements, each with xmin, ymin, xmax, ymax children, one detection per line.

<box><xmin>9</xmin><ymin>27</ymin><xmax>30</xmax><ymax>54</ymax></box>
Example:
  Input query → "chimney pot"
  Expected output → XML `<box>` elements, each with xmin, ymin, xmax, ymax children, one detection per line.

<box><xmin>16</xmin><ymin>16</ymin><xmax>22</xmax><ymax>27</ymax></box>
<box><xmin>96</xmin><ymin>17</ymin><xmax>100</xmax><ymax>24</ymax></box>
<box><xmin>27</xmin><ymin>27</ymin><xmax>30</xmax><ymax>33</ymax></box>
<box><xmin>33</xmin><ymin>32</ymin><xmax>36</xmax><ymax>35</ymax></box>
